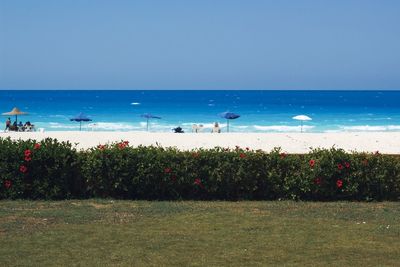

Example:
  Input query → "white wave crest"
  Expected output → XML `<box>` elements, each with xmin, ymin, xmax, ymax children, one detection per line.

<box><xmin>48</xmin><ymin>122</ymin><xmax>141</xmax><ymax>131</ymax></box>
<box><xmin>323</xmin><ymin>130</ymin><xmax>341</xmax><ymax>133</ymax></box>
<box><xmin>254</xmin><ymin>125</ymin><xmax>315</xmax><ymax>132</ymax></box>
<box><xmin>341</xmin><ymin>125</ymin><xmax>400</xmax><ymax>131</ymax></box>
<box><xmin>88</xmin><ymin>122</ymin><xmax>141</xmax><ymax>131</ymax></box>
<box><xmin>49</xmin><ymin>122</ymin><xmax>80</xmax><ymax>129</ymax></box>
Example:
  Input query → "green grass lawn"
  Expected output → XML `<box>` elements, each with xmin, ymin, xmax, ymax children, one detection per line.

<box><xmin>0</xmin><ymin>200</ymin><xmax>399</xmax><ymax>266</ymax></box>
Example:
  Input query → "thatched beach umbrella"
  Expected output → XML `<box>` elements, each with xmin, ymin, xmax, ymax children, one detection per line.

<box><xmin>292</xmin><ymin>115</ymin><xmax>312</xmax><ymax>133</ymax></box>
<box><xmin>70</xmin><ymin>113</ymin><xmax>92</xmax><ymax>131</ymax></box>
<box><xmin>219</xmin><ymin>112</ymin><xmax>240</xmax><ymax>132</ymax></box>
<box><xmin>2</xmin><ymin>107</ymin><xmax>29</xmax><ymax>123</ymax></box>
<box><xmin>141</xmin><ymin>113</ymin><xmax>161</xmax><ymax>131</ymax></box>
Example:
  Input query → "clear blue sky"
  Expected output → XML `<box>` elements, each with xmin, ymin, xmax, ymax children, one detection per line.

<box><xmin>1</xmin><ymin>0</ymin><xmax>399</xmax><ymax>90</ymax></box>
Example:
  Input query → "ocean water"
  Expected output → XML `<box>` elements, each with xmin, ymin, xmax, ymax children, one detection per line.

<box><xmin>0</xmin><ymin>90</ymin><xmax>400</xmax><ymax>133</ymax></box>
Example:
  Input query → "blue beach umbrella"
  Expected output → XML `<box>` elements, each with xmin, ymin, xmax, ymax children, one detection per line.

<box><xmin>219</xmin><ymin>112</ymin><xmax>240</xmax><ymax>132</ymax></box>
<box><xmin>70</xmin><ymin>113</ymin><xmax>92</xmax><ymax>131</ymax></box>
<box><xmin>141</xmin><ymin>113</ymin><xmax>161</xmax><ymax>131</ymax></box>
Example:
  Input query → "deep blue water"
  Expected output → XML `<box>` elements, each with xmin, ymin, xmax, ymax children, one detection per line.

<box><xmin>0</xmin><ymin>90</ymin><xmax>400</xmax><ymax>132</ymax></box>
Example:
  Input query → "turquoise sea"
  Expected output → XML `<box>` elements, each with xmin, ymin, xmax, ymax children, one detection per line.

<box><xmin>0</xmin><ymin>90</ymin><xmax>400</xmax><ymax>132</ymax></box>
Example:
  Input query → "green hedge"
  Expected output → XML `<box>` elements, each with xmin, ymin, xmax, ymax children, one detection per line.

<box><xmin>1</xmin><ymin>138</ymin><xmax>399</xmax><ymax>200</ymax></box>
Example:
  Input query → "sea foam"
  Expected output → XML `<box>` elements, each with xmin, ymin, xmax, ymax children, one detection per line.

<box><xmin>254</xmin><ymin>125</ymin><xmax>315</xmax><ymax>132</ymax></box>
<box><xmin>341</xmin><ymin>125</ymin><xmax>400</xmax><ymax>131</ymax></box>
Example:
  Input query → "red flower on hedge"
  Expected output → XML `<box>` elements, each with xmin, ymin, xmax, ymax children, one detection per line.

<box><xmin>344</xmin><ymin>162</ymin><xmax>350</xmax><ymax>169</ymax></box>
<box><xmin>336</xmin><ymin>179</ymin><xmax>343</xmax><ymax>188</ymax></box>
<box><xmin>314</xmin><ymin>177</ymin><xmax>322</xmax><ymax>185</ymax></box>
<box><xmin>19</xmin><ymin>165</ymin><xmax>27</xmax><ymax>173</ymax></box>
<box><xmin>118</xmin><ymin>143</ymin><xmax>126</xmax><ymax>149</ymax></box>
<box><xmin>24</xmin><ymin>149</ymin><xmax>32</xmax><ymax>157</ymax></box>
<box><xmin>24</xmin><ymin>156</ymin><xmax>32</xmax><ymax>162</ymax></box>
<box><xmin>362</xmin><ymin>159</ymin><xmax>368</xmax><ymax>166</ymax></box>
<box><xmin>280</xmin><ymin>153</ymin><xmax>287</xmax><ymax>159</ymax></box>
<box><xmin>34</xmin><ymin>143</ymin><xmax>41</xmax><ymax>150</ymax></box>
<box><xmin>337</xmin><ymin>163</ymin><xmax>344</xmax><ymax>170</ymax></box>
<box><xmin>171</xmin><ymin>175</ymin><xmax>177</xmax><ymax>182</ymax></box>
<box><xmin>194</xmin><ymin>178</ymin><xmax>204</xmax><ymax>188</ymax></box>
<box><xmin>123</xmin><ymin>140</ymin><xmax>129</xmax><ymax>145</ymax></box>
<box><xmin>98</xmin><ymin>145</ymin><xmax>105</xmax><ymax>150</ymax></box>
<box><xmin>309</xmin><ymin>159</ymin><xmax>315</xmax><ymax>168</ymax></box>
<box><xmin>4</xmin><ymin>180</ymin><xmax>12</xmax><ymax>189</ymax></box>
<box><xmin>239</xmin><ymin>153</ymin><xmax>246</xmax><ymax>158</ymax></box>
<box><xmin>164</xmin><ymin>168</ymin><xmax>172</xmax><ymax>174</ymax></box>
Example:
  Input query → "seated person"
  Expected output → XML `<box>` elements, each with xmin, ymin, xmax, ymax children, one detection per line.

<box><xmin>211</xmin><ymin>122</ymin><xmax>221</xmax><ymax>133</ymax></box>
<box><xmin>17</xmin><ymin>121</ymin><xmax>24</xmax><ymax>131</ymax></box>
<box><xmin>24</xmin><ymin>121</ymin><xmax>33</xmax><ymax>131</ymax></box>
<box><xmin>9</xmin><ymin>124</ymin><xmax>17</xmax><ymax>131</ymax></box>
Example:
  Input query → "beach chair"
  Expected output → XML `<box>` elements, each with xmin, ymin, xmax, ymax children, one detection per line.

<box><xmin>89</xmin><ymin>123</ymin><xmax>97</xmax><ymax>131</ymax></box>
<box><xmin>9</xmin><ymin>125</ymin><xmax>17</xmax><ymax>132</ymax></box>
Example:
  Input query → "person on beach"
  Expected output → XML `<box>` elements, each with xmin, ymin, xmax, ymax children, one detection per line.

<box><xmin>5</xmin><ymin>117</ymin><xmax>11</xmax><ymax>132</ymax></box>
<box><xmin>212</xmin><ymin>122</ymin><xmax>221</xmax><ymax>133</ymax></box>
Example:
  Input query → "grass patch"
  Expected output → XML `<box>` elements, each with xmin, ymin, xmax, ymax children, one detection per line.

<box><xmin>0</xmin><ymin>200</ymin><xmax>399</xmax><ymax>266</ymax></box>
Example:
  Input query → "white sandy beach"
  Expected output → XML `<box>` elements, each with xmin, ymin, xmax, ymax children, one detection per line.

<box><xmin>1</xmin><ymin>131</ymin><xmax>399</xmax><ymax>154</ymax></box>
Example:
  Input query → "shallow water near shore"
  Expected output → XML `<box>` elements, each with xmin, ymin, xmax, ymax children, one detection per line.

<box><xmin>1</xmin><ymin>90</ymin><xmax>400</xmax><ymax>132</ymax></box>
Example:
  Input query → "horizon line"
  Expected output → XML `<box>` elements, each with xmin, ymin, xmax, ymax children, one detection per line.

<box><xmin>1</xmin><ymin>89</ymin><xmax>399</xmax><ymax>91</ymax></box>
